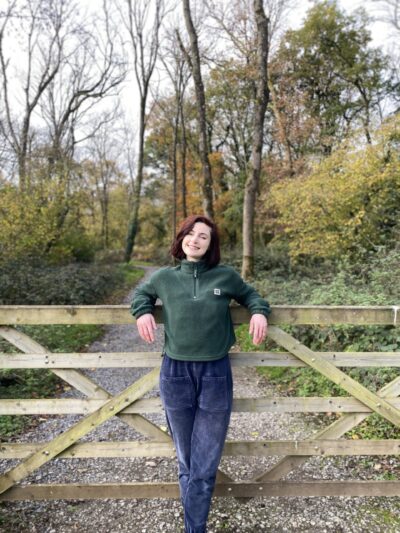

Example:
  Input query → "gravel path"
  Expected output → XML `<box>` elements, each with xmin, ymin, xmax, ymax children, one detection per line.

<box><xmin>1</xmin><ymin>266</ymin><xmax>400</xmax><ymax>532</ymax></box>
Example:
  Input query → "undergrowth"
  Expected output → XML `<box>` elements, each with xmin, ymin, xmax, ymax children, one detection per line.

<box><xmin>0</xmin><ymin>262</ymin><xmax>145</xmax><ymax>439</ymax></box>
<box><xmin>234</xmin><ymin>243</ymin><xmax>400</xmax><ymax>440</ymax></box>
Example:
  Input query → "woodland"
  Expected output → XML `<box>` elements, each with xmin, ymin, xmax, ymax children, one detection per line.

<box><xmin>0</xmin><ymin>0</ymin><xmax>400</xmax><ymax>439</ymax></box>
<box><xmin>0</xmin><ymin>0</ymin><xmax>398</xmax><ymax>273</ymax></box>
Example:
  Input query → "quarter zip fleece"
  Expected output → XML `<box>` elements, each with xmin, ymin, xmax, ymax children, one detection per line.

<box><xmin>131</xmin><ymin>260</ymin><xmax>271</xmax><ymax>361</ymax></box>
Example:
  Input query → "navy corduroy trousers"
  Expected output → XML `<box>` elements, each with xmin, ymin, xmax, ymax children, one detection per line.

<box><xmin>159</xmin><ymin>353</ymin><xmax>233</xmax><ymax>533</ymax></box>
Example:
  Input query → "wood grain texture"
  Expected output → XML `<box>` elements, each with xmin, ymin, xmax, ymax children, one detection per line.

<box><xmin>0</xmin><ymin>305</ymin><xmax>399</xmax><ymax>325</ymax></box>
<box><xmin>1</xmin><ymin>481</ymin><xmax>400</xmax><ymax>501</ymax></box>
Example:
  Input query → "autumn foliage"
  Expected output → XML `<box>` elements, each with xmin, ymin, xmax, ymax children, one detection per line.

<box><xmin>269</xmin><ymin>116</ymin><xmax>400</xmax><ymax>261</ymax></box>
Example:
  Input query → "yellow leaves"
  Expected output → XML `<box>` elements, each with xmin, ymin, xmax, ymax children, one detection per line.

<box><xmin>269</xmin><ymin>115</ymin><xmax>400</xmax><ymax>260</ymax></box>
<box><xmin>0</xmin><ymin>181</ymin><xmax>73</xmax><ymax>264</ymax></box>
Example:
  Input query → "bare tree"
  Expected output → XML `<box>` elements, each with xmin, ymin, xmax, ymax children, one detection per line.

<box><xmin>120</xmin><ymin>119</ymin><xmax>137</xmax><ymax>207</ymax></box>
<box><xmin>180</xmin><ymin>0</ymin><xmax>214</xmax><ymax>219</ymax></box>
<box><xmin>370</xmin><ymin>0</ymin><xmax>400</xmax><ymax>30</ymax></box>
<box><xmin>86</xmin><ymin>116</ymin><xmax>125</xmax><ymax>249</ymax></box>
<box><xmin>0</xmin><ymin>0</ymin><xmax>65</xmax><ymax>190</ymax></box>
<box><xmin>205</xmin><ymin>0</ymin><xmax>297</xmax><ymax>58</ymax></box>
<box><xmin>122</xmin><ymin>0</ymin><xmax>165</xmax><ymax>263</ymax></box>
<box><xmin>178</xmin><ymin>77</ymin><xmax>189</xmax><ymax>221</ymax></box>
<box><xmin>160</xmin><ymin>27</ymin><xmax>191</xmax><ymax>236</ymax></box>
<box><xmin>41</xmin><ymin>1</ymin><xmax>126</xmax><ymax>170</ymax></box>
<box><xmin>242</xmin><ymin>0</ymin><xmax>269</xmax><ymax>279</ymax></box>
<box><xmin>205</xmin><ymin>0</ymin><xmax>294</xmax><ymax>258</ymax></box>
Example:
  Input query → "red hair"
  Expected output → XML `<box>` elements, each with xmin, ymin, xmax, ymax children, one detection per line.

<box><xmin>170</xmin><ymin>215</ymin><xmax>221</xmax><ymax>267</ymax></box>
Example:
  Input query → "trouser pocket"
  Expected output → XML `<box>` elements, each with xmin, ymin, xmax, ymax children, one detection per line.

<box><xmin>160</xmin><ymin>376</ymin><xmax>194</xmax><ymax>410</ymax></box>
<box><xmin>198</xmin><ymin>376</ymin><xmax>230</xmax><ymax>412</ymax></box>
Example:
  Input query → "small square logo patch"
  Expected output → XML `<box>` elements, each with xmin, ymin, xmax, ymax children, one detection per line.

<box><xmin>214</xmin><ymin>288</ymin><xmax>221</xmax><ymax>295</ymax></box>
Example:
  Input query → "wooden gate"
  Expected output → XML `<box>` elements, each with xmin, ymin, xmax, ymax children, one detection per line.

<box><xmin>0</xmin><ymin>303</ymin><xmax>399</xmax><ymax>500</ymax></box>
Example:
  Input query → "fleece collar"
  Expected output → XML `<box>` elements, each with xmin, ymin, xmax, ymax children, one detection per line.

<box><xmin>180</xmin><ymin>259</ymin><xmax>211</xmax><ymax>274</ymax></box>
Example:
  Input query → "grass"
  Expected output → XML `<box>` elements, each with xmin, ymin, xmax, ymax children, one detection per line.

<box><xmin>131</xmin><ymin>260</ymin><xmax>156</xmax><ymax>267</ymax></box>
<box><xmin>118</xmin><ymin>262</ymin><xmax>147</xmax><ymax>285</ymax></box>
<box><xmin>105</xmin><ymin>263</ymin><xmax>146</xmax><ymax>303</ymax></box>
<box><xmin>358</xmin><ymin>503</ymin><xmax>400</xmax><ymax>529</ymax></box>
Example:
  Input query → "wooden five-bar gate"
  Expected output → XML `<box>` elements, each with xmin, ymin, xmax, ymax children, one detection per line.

<box><xmin>0</xmin><ymin>304</ymin><xmax>399</xmax><ymax>501</ymax></box>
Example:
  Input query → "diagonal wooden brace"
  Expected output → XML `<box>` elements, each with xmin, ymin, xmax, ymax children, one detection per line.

<box><xmin>248</xmin><ymin>331</ymin><xmax>400</xmax><ymax>486</ymax></box>
<box><xmin>0</xmin><ymin>327</ymin><xmax>170</xmax><ymax>442</ymax></box>
<box><xmin>252</xmin><ymin>375</ymin><xmax>400</xmax><ymax>483</ymax></box>
<box><xmin>0</xmin><ymin>368</ymin><xmax>160</xmax><ymax>495</ymax></box>
<box><xmin>0</xmin><ymin>327</ymin><xmax>104</xmax><ymax>397</ymax></box>
<box><xmin>0</xmin><ymin>327</ymin><xmax>236</xmax><ymax>490</ymax></box>
<box><xmin>268</xmin><ymin>326</ymin><xmax>400</xmax><ymax>427</ymax></box>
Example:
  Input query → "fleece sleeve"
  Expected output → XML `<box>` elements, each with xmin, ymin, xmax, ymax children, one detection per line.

<box><xmin>230</xmin><ymin>269</ymin><xmax>271</xmax><ymax>317</ymax></box>
<box><xmin>130</xmin><ymin>275</ymin><xmax>159</xmax><ymax>319</ymax></box>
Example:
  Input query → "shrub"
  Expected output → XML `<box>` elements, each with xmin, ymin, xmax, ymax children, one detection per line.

<box><xmin>269</xmin><ymin>115</ymin><xmax>400</xmax><ymax>262</ymax></box>
<box><xmin>0</xmin><ymin>260</ymin><xmax>124</xmax><ymax>305</ymax></box>
<box><xmin>233</xmin><ymin>245</ymin><xmax>400</xmax><ymax>439</ymax></box>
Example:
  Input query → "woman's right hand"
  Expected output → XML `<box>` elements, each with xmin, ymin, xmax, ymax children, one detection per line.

<box><xmin>136</xmin><ymin>313</ymin><xmax>157</xmax><ymax>343</ymax></box>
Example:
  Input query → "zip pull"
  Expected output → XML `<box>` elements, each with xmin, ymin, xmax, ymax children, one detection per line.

<box><xmin>193</xmin><ymin>266</ymin><xmax>198</xmax><ymax>299</ymax></box>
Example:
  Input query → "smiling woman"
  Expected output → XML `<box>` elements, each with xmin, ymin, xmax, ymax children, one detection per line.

<box><xmin>130</xmin><ymin>214</ymin><xmax>271</xmax><ymax>533</ymax></box>
<box><xmin>181</xmin><ymin>223</ymin><xmax>212</xmax><ymax>262</ymax></box>
<box><xmin>170</xmin><ymin>216</ymin><xmax>221</xmax><ymax>268</ymax></box>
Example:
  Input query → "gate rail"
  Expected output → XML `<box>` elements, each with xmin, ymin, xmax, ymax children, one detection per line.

<box><xmin>0</xmin><ymin>304</ymin><xmax>399</xmax><ymax>500</ymax></box>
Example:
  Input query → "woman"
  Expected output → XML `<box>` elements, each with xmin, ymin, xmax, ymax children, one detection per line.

<box><xmin>131</xmin><ymin>214</ymin><xmax>270</xmax><ymax>533</ymax></box>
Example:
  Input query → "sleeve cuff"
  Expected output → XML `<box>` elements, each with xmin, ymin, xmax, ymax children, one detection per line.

<box><xmin>250</xmin><ymin>309</ymin><xmax>271</xmax><ymax>317</ymax></box>
<box><xmin>133</xmin><ymin>308</ymin><xmax>154</xmax><ymax>319</ymax></box>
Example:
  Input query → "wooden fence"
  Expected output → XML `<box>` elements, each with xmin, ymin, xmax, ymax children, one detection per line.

<box><xmin>0</xmin><ymin>304</ymin><xmax>399</xmax><ymax>501</ymax></box>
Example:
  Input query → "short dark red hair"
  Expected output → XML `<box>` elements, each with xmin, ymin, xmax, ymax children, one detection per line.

<box><xmin>170</xmin><ymin>215</ymin><xmax>221</xmax><ymax>267</ymax></box>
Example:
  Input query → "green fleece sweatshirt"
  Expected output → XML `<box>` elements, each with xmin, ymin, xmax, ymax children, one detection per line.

<box><xmin>131</xmin><ymin>259</ymin><xmax>271</xmax><ymax>361</ymax></box>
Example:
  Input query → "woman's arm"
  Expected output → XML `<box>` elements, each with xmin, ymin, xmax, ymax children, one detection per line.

<box><xmin>131</xmin><ymin>275</ymin><xmax>159</xmax><ymax>343</ymax></box>
<box><xmin>230</xmin><ymin>268</ymin><xmax>270</xmax><ymax>345</ymax></box>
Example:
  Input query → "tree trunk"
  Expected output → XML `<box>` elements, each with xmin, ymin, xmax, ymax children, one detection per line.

<box><xmin>179</xmin><ymin>92</ymin><xmax>188</xmax><ymax>218</ymax></box>
<box><xmin>124</xmin><ymin>99</ymin><xmax>146</xmax><ymax>262</ymax></box>
<box><xmin>180</xmin><ymin>97</ymin><xmax>188</xmax><ymax>219</ymax></box>
<box><xmin>172</xmin><ymin>97</ymin><xmax>179</xmax><ymax>238</ymax></box>
<box><xmin>182</xmin><ymin>0</ymin><xmax>214</xmax><ymax>219</ymax></box>
<box><xmin>241</xmin><ymin>0</ymin><xmax>269</xmax><ymax>279</ymax></box>
<box><xmin>123</xmin><ymin>0</ymin><xmax>163</xmax><ymax>262</ymax></box>
<box><xmin>269</xmin><ymin>79</ymin><xmax>294</xmax><ymax>177</ymax></box>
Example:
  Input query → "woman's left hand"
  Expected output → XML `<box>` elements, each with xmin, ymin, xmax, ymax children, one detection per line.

<box><xmin>249</xmin><ymin>313</ymin><xmax>268</xmax><ymax>345</ymax></box>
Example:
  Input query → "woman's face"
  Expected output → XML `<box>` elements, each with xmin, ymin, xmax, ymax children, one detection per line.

<box><xmin>182</xmin><ymin>222</ymin><xmax>212</xmax><ymax>262</ymax></box>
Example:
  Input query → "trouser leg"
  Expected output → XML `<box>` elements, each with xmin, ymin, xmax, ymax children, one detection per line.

<box><xmin>159</xmin><ymin>354</ymin><xmax>233</xmax><ymax>533</ymax></box>
<box><xmin>183</xmin><ymin>407</ymin><xmax>231</xmax><ymax>532</ymax></box>
<box><xmin>164</xmin><ymin>408</ymin><xmax>194</xmax><ymax>502</ymax></box>
<box><xmin>159</xmin><ymin>355</ymin><xmax>196</xmax><ymax>503</ymax></box>
<box><xmin>183</xmin><ymin>356</ymin><xmax>233</xmax><ymax>533</ymax></box>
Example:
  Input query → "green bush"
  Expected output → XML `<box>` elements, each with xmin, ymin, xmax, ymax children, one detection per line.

<box><xmin>0</xmin><ymin>260</ymin><xmax>124</xmax><ymax>305</ymax></box>
<box><xmin>0</xmin><ymin>262</ymin><xmax>145</xmax><ymax>438</ymax></box>
<box><xmin>233</xmin><ymin>243</ymin><xmax>400</xmax><ymax>439</ymax></box>
<box><xmin>47</xmin><ymin>228</ymin><xmax>98</xmax><ymax>264</ymax></box>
